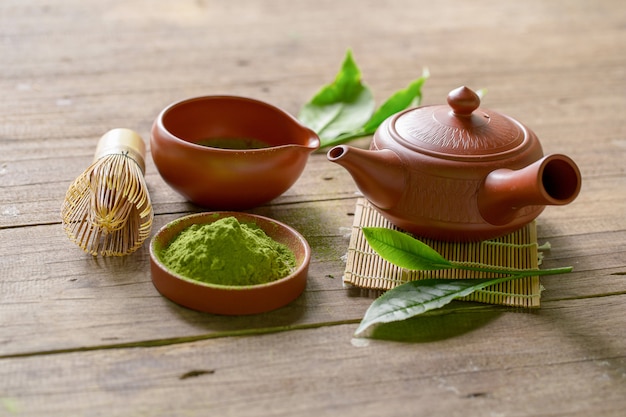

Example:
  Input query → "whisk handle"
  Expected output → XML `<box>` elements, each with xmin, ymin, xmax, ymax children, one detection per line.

<box><xmin>94</xmin><ymin>128</ymin><xmax>147</xmax><ymax>173</ymax></box>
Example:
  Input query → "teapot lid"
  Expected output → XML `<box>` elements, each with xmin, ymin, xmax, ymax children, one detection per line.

<box><xmin>388</xmin><ymin>86</ymin><xmax>533</xmax><ymax>160</ymax></box>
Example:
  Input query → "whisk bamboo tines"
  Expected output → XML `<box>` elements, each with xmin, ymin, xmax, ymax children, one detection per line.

<box><xmin>62</xmin><ymin>128</ymin><xmax>154</xmax><ymax>256</ymax></box>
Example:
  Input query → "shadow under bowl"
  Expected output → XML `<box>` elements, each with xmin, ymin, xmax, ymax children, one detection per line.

<box><xmin>150</xmin><ymin>95</ymin><xmax>319</xmax><ymax>210</ymax></box>
<box><xmin>149</xmin><ymin>212</ymin><xmax>311</xmax><ymax>315</ymax></box>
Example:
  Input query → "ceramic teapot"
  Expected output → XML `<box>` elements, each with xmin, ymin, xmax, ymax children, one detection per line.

<box><xmin>327</xmin><ymin>86</ymin><xmax>581</xmax><ymax>241</ymax></box>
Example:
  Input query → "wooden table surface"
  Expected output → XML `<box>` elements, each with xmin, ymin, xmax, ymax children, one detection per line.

<box><xmin>2</xmin><ymin>0</ymin><xmax>625</xmax><ymax>415</ymax></box>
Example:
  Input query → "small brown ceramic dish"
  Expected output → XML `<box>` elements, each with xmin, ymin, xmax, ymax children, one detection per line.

<box><xmin>151</xmin><ymin>96</ymin><xmax>320</xmax><ymax>210</ymax></box>
<box><xmin>149</xmin><ymin>212</ymin><xmax>310</xmax><ymax>315</ymax></box>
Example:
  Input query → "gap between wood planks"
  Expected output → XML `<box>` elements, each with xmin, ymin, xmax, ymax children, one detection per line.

<box><xmin>0</xmin><ymin>300</ymin><xmax>510</xmax><ymax>360</ymax></box>
<box><xmin>0</xmin><ymin>319</ymin><xmax>361</xmax><ymax>360</ymax></box>
<box><xmin>1</xmin><ymin>269</ymin><xmax>622</xmax><ymax>360</ymax></box>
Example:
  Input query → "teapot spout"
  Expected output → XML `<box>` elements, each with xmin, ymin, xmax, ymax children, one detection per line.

<box><xmin>478</xmin><ymin>154</ymin><xmax>581</xmax><ymax>226</ymax></box>
<box><xmin>327</xmin><ymin>145</ymin><xmax>406</xmax><ymax>210</ymax></box>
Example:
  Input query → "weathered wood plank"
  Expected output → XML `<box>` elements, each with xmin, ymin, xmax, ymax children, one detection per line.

<box><xmin>1</xmin><ymin>154</ymin><xmax>625</xmax><ymax>232</ymax></box>
<box><xmin>1</xmin><ymin>295</ymin><xmax>625</xmax><ymax>416</ymax></box>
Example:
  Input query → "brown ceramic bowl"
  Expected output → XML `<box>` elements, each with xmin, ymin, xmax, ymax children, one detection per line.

<box><xmin>151</xmin><ymin>95</ymin><xmax>320</xmax><ymax>210</ymax></box>
<box><xmin>149</xmin><ymin>212</ymin><xmax>310</xmax><ymax>315</ymax></box>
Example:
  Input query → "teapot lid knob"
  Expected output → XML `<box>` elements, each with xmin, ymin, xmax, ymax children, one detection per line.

<box><xmin>447</xmin><ymin>86</ymin><xmax>480</xmax><ymax>116</ymax></box>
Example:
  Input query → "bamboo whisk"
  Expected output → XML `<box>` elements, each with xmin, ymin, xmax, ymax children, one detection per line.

<box><xmin>62</xmin><ymin>128</ymin><xmax>154</xmax><ymax>256</ymax></box>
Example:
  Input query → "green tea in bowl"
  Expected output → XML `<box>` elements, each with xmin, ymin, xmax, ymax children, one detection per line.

<box><xmin>149</xmin><ymin>211</ymin><xmax>311</xmax><ymax>315</ymax></box>
<box><xmin>197</xmin><ymin>137</ymin><xmax>271</xmax><ymax>150</ymax></box>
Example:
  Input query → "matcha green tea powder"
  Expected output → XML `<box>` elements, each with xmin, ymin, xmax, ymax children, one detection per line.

<box><xmin>158</xmin><ymin>216</ymin><xmax>297</xmax><ymax>286</ymax></box>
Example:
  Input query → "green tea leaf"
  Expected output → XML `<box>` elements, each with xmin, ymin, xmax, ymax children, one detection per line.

<box><xmin>354</xmin><ymin>278</ymin><xmax>508</xmax><ymax>336</ymax></box>
<box><xmin>298</xmin><ymin>50</ymin><xmax>375</xmax><ymax>143</ymax></box>
<box><xmin>298</xmin><ymin>50</ymin><xmax>430</xmax><ymax>148</ymax></box>
<box><xmin>319</xmin><ymin>70</ymin><xmax>430</xmax><ymax>148</ymax></box>
<box><xmin>356</xmin><ymin>225</ymin><xmax>574</xmax><ymax>339</ymax></box>
<box><xmin>361</xmin><ymin>68</ymin><xmax>429</xmax><ymax>133</ymax></box>
<box><xmin>362</xmin><ymin>227</ymin><xmax>453</xmax><ymax>271</ymax></box>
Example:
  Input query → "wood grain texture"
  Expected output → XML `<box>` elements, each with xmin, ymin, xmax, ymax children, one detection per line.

<box><xmin>1</xmin><ymin>0</ymin><xmax>625</xmax><ymax>415</ymax></box>
<box><xmin>2</xmin><ymin>300</ymin><xmax>625</xmax><ymax>417</ymax></box>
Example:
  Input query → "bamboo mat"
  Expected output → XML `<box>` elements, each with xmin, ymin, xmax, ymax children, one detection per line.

<box><xmin>344</xmin><ymin>199</ymin><xmax>543</xmax><ymax>307</ymax></box>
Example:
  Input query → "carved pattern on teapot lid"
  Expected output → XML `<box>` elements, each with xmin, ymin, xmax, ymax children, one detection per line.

<box><xmin>390</xmin><ymin>86</ymin><xmax>533</xmax><ymax>160</ymax></box>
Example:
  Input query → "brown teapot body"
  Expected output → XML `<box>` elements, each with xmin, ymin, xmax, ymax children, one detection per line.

<box><xmin>328</xmin><ymin>87</ymin><xmax>581</xmax><ymax>241</ymax></box>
